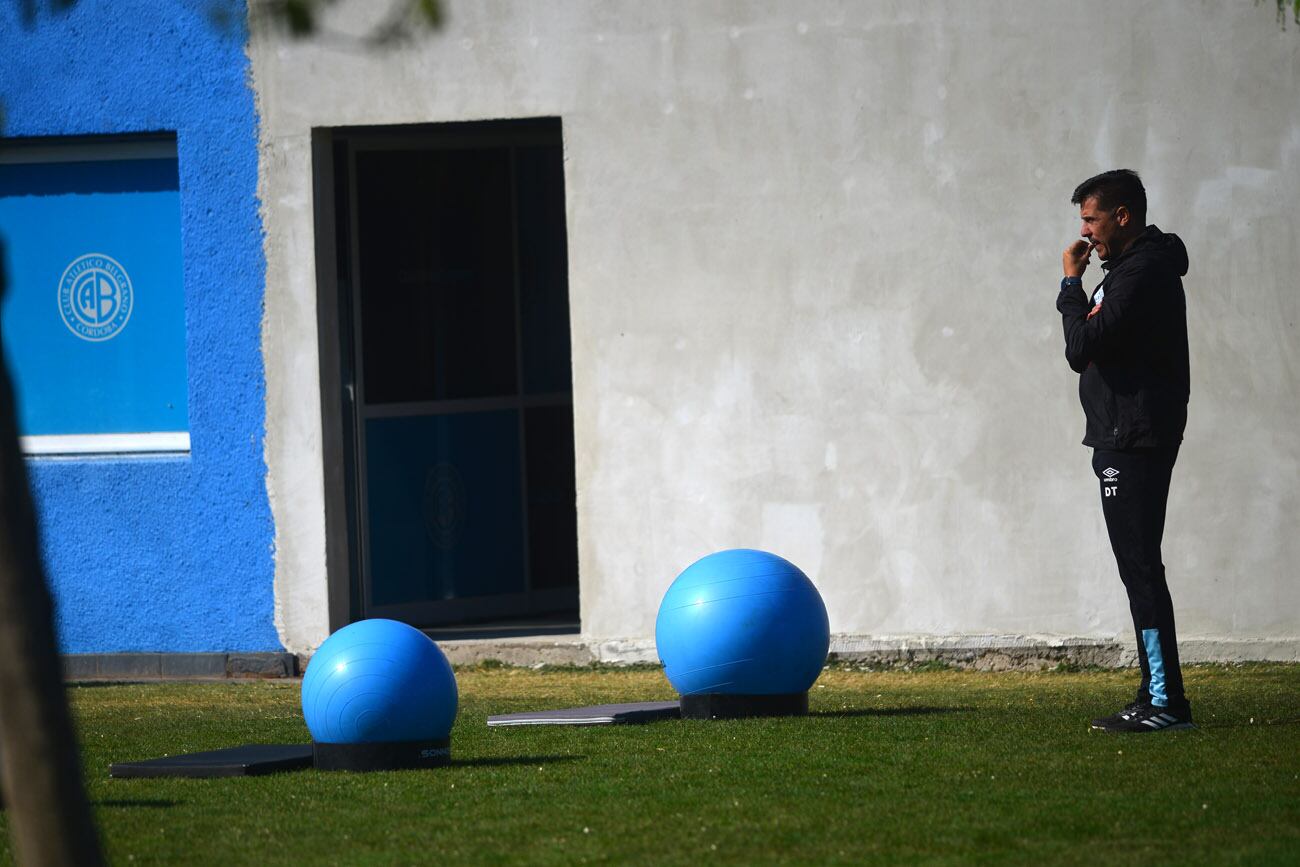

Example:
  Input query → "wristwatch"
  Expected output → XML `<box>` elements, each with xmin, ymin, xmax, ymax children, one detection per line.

<box><xmin>1061</xmin><ymin>276</ymin><xmax>1083</xmax><ymax>290</ymax></box>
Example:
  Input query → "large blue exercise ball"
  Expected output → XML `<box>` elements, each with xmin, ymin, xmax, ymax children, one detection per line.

<box><xmin>655</xmin><ymin>549</ymin><xmax>830</xmax><ymax>695</ymax></box>
<box><xmin>301</xmin><ymin>618</ymin><xmax>458</xmax><ymax>744</ymax></box>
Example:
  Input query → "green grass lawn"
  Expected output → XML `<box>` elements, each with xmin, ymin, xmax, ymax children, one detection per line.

<box><xmin>2</xmin><ymin>664</ymin><xmax>1298</xmax><ymax>865</ymax></box>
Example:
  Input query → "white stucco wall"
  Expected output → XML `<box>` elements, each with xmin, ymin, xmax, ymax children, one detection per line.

<box><xmin>252</xmin><ymin>1</ymin><xmax>1300</xmax><ymax>657</ymax></box>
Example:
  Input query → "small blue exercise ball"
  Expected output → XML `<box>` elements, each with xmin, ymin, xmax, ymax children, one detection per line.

<box><xmin>655</xmin><ymin>549</ymin><xmax>830</xmax><ymax>696</ymax></box>
<box><xmin>301</xmin><ymin>618</ymin><xmax>458</xmax><ymax>744</ymax></box>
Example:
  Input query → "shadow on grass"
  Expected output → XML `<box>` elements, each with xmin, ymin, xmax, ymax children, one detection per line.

<box><xmin>812</xmin><ymin>706</ymin><xmax>974</xmax><ymax>719</ymax></box>
<box><xmin>452</xmin><ymin>755</ymin><xmax>584</xmax><ymax>769</ymax></box>
<box><xmin>94</xmin><ymin>799</ymin><xmax>179</xmax><ymax>809</ymax></box>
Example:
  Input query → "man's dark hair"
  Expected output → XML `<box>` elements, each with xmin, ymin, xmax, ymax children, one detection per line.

<box><xmin>1072</xmin><ymin>169</ymin><xmax>1147</xmax><ymax>225</ymax></box>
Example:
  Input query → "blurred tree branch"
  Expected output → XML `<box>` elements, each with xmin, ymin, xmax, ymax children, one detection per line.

<box><xmin>1258</xmin><ymin>0</ymin><xmax>1300</xmax><ymax>26</ymax></box>
<box><xmin>13</xmin><ymin>0</ymin><xmax>76</xmax><ymax>28</ymax></box>
<box><xmin>10</xmin><ymin>0</ymin><xmax>443</xmax><ymax>44</ymax></box>
<box><xmin>244</xmin><ymin>0</ymin><xmax>444</xmax><ymax>48</ymax></box>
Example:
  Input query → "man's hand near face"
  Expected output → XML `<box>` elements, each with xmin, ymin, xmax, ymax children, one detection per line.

<box><xmin>1063</xmin><ymin>239</ymin><xmax>1095</xmax><ymax>278</ymax></box>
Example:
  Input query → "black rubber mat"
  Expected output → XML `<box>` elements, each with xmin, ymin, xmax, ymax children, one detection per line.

<box><xmin>487</xmin><ymin>700</ymin><xmax>681</xmax><ymax>727</ymax></box>
<box><xmin>109</xmin><ymin>744</ymin><xmax>313</xmax><ymax>778</ymax></box>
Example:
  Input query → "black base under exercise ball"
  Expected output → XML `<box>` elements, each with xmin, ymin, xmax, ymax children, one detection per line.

<box><xmin>312</xmin><ymin>738</ymin><xmax>450</xmax><ymax>772</ymax></box>
<box><xmin>679</xmin><ymin>692</ymin><xmax>809</xmax><ymax>720</ymax></box>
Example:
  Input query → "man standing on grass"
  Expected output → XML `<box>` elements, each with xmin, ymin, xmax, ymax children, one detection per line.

<box><xmin>1057</xmin><ymin>169</ymin><xmax>1194</xmax><ymax>733</ymax></box>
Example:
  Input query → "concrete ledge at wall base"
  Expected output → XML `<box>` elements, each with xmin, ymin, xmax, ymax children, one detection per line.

<box><xmin>65</xmin><ymin>637</ymin><xmax>1300</xmax><ymax>679</ymax></box>
<box><xmin>827</xmin><ymin>635</ymin><xmax>1300</xmax><ymax>670</ymax></box>
<box><xmin>62</xmin><ymin>652</ymin><xmax>299</xmax><ymax>681</ymax></box>
<box><xmin>827</xmin><ymin>635</ymin><xmax>1126</xmax><ymax>671</ymax></box>
<box><xmin>288</xmin><ymin>636</ymin><xmax>656</xmax><ymax>670</ymax></box>
<box><xmin>1179</xmin><ymin>638</ymin><xmax>1300</xmax><ymax>664</ymax></box>
<box><xmin>294</xmin><ymin>636</ymin><xmax>662</xmax><ymax>672</ymax></box>
<box><xmin>432</xmin><ymin>635</ymin><xmax>1124</xmax><ymax>670</ymax></box>
<box><xmin>433</xmin><ymin>634</ymin><xmax>1300</xmax><ymax>671</ymax></box>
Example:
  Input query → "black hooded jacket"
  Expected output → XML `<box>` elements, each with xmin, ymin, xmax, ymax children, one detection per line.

<box><xmin>1057</xmin><ymin>225</ymin><xmax>1190</xmax><ymax>449</ymax></box>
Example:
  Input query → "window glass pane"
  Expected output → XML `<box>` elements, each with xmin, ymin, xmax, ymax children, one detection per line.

<box><xmin>365</xmin><ymin>411</ymin><xmax>526</xmax><ymax>607</ymax></box>
<box><xmin>356</xmin><ymin>148</ymin><xmax>517</xmax><ymax>404</ymax></box>
<box><xmin>525</xmin><ymin>405</ymin><xmax>578</xmax><ymax>590</ymax></box>
<box><xmin>516</xmin><ymin>145</ymin><xmax>573</xmax><ymax>397</ymax></box>
<box><xmin>0</xmin><ymin>147</ymin><xmax>188</xmax><ymax>437</ymax></box>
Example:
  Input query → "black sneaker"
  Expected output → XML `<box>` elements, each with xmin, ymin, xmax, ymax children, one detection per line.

<box><xmin>1093</xmin><ymin>702</ymin><xmax>1195</xmax><ymax>733</ymax></box>
<box><xmin>1090</xmin><ymin>700</ymin><xmax>1146</xmax><ymax>730</ymax></box>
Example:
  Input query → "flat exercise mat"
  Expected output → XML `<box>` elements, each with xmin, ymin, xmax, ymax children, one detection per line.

<box><xmin>487</xmin><ymin>700</ymin><xmax>681</xmax><ymax>727</ymax></box>
<box><xmin>110</xmin><ymin>744</ymin><xmax>313</xmax><ymax>778</ymax></box>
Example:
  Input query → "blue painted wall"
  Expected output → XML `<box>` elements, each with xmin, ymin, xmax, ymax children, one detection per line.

<box><xmin>0</xmin><ymin>0</ymin><xmax>280</xmax><ymax>652</ymax></box>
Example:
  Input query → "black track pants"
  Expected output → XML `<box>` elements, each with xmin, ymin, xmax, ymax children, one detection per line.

<box><xmin>1092</xmin><ymin>446</ymin><xmax>1186</xmax><ymax>708</ymax></box>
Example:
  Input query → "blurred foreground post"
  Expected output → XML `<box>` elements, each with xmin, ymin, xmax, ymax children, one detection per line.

<box><xmin>0</xmin><ymin>242</ymin><xmax>102</xmax><ymax>865</ymax></box>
